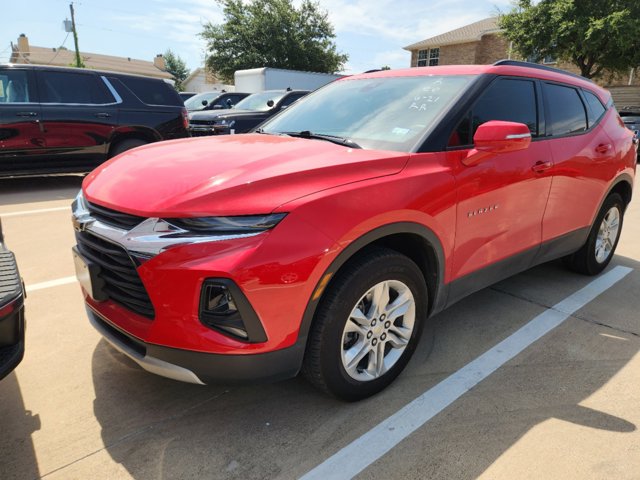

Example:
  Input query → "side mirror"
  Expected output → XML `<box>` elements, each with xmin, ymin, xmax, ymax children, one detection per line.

<box><xmin>201</xmin><ymin>100</ymin><xmax>209</xmax><ymax>106</ymax></box>
<box><xmin>267</xmin><ymin>99</ymin><xmax>275</xmax><ymax>108</ymax></box>
<box><xmin>463</xmin><ymin>121</ymin><xmax>532</xmax><ymax>166</ymax></box>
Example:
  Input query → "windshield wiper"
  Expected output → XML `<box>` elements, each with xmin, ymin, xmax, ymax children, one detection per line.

<box><xmin>280</xmin><ymin>131</ymin><xmax>362</xmax><ymax>149</ymax></box>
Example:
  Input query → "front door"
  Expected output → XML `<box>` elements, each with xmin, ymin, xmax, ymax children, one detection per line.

<box><xmin>448</xmin><ymin>77</ymin><xmax>553</xmax><ymax>290</ymax></box>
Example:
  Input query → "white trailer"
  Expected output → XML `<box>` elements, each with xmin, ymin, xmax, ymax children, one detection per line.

<box><xmin>234</xmin><ymin>67</ymin><xmax>344</xmax><ymax>93</ymax></box>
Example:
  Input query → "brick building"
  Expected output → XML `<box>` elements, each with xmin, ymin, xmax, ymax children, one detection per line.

<box><xmin>403</xmin><ymin>17</ymin><xmax>639</xmax><ymax>106</ymax></box>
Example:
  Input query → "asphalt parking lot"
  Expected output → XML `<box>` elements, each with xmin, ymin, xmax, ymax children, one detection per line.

<box><xmin>1</xmin><ymin>175</ymin><xmax>639</xmax><ymax>480</ymax></box>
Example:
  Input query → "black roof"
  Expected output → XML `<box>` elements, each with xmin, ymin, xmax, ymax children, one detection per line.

<box><xmin>0</xmin><ymin>63</ymin><xmax>171</xmax><ymax>82</ymax></box>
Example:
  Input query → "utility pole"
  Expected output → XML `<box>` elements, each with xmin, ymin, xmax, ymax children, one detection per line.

<box><xmin>69</xmin><ymin>2</ymin><xmax>84</xmax><ymax>68</ymax></box>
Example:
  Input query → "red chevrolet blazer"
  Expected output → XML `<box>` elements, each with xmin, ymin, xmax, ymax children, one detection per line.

<box><xmin>72</xmin><ymin>61</ymin><xmax>636</xmax><ymax>400</ymax></box>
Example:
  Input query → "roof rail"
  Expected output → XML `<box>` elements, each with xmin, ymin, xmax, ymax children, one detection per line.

<box><xmin>492</xmin><ymin>59</ymin><xmax>594</xmax><ymax>83</ymax></box>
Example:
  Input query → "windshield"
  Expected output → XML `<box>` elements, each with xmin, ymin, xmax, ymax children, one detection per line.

<box><xmin>234</xmin><ymin>91</ymin><xmax>286</xmax><ymax>112</ymax></box>
<box><xmin>260</xmin><ymin>75</ymin><xmax>474</xmax><ymax>152</ymax></box>
<box><xmin>184</xmin><ymin>92</ymin><xmax>222</xmax><ymax>111</ymax></box>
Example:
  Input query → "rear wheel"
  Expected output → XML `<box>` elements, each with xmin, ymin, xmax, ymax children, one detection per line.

<box><xmin>303</xmin><ymin>248</ymin><xmax>430</xmax><ymax>401</ymax></box>
<box><xmin>564</xmin><ymin>193</ymin><xmax>624</xmax><ymax>275</ymax></box>
<box><xmin>109</xmin><ymin>138</ymin><xmax>147</xmax><ymax>158</ymax></box>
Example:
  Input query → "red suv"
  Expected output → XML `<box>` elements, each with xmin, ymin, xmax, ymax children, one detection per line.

<box><xmin>72</xmin><ymin>61</ymin><xmax>636</xmax><ymax>400</ymax></box>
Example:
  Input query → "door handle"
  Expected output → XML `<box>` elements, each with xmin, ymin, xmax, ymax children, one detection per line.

<box><xmin>531</xmin><ymin>160</ymin><xmax>553</xmax><ymax>173</ymax></box>
<box><xmin>94</xmin><ymin>112</ymin><xmax>111</xmax><ymax>118</ymax></box>
<box><xmin>595</xmin><ymin>143</ymin><xmax>612</xmax><ymax>154</ymax></box>
<box><xmin>16</xmin><ymin>111</ymin><xmax>38</xmax><ymax>117</ymax></box>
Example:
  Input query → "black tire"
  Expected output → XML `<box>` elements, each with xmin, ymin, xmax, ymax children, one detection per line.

<box><xmin>302</xmin><ymin>248</ymin><xmax>431</xmax><ymax>401</ymax></box>
<box><xmin>109</xmin><ymin>138</ymin><xmax>147</xmax><ymax>158</ymax></box>
<box><xmin>564</xmin><ymin>193</ymin><xmax>624</xmax><ymax>275</ymax></box>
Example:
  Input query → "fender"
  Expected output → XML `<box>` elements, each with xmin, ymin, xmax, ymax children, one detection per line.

<box><xmin>293</xmin><ymin>221</ymin><xmax>447</xmax><ymax>353</ymax></box>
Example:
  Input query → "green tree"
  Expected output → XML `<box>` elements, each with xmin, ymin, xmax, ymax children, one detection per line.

<box><xmin>201</xmin><ymin>0</ymin><xmax>348</xmax><ymax>83</ymax></box>
<box><xmin>499</xmin><ymin>0</ymin><xmax>640</xmax><ymax>79</ymax></box>
<box><xmin>164</xmin><ymin>49</ymin><xmax>190</xmax><ymax>91</ymax></box>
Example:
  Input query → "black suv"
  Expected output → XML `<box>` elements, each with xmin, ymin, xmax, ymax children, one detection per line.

<box><xmin>188</xmin><ymin>89</ymin><xmax>309</xmax><ymax>136</ymax></box>
<box><xmin>619</xmin><ymin>107</ymin><xmax>640</xmax><ymax>158</ymax></box>
<box><xmin>0</xmin><ymin>219</ymin><xmax>25</xmax><ymax>380</ymax></box>
<box><xmin>0</xmin><ymin>64</ymin><xmax>189</xmax><ymax>177</ymax></box>
<box><xmin>184</xmin><ymin>91</ymin><xmax>250</xmax><ymax>112</ymax></box>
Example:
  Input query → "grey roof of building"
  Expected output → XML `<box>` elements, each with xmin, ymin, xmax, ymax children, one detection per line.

<box><xmin>403</xmin><ymin>17</ymin><xmax>501</xmax><ymax>51</ymax></box>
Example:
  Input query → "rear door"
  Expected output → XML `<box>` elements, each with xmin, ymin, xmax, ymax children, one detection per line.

<box><xmin>540</xmin><ymin>83</ymin><xmax>618</xmax><ymax>244</ymax></box>
<box><xmin>37</xmin><ymin>69</ymin><xmax>119</xmax><ymax>171</ymax></box>
<box><xmin>450</xmin><ymin>77</ymin><xmax>553</xmax><ymax>281</ymax></box>
<box><xmin>0</xmin><ymin>68</ymin><xmax>45</xmax><ymax>175</ymax></box>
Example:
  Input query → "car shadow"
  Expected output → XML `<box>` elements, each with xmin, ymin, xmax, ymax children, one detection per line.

<box><xmin>90</xmin><ymin>257</ymin><xmax>639</xmax><ymax>479</ymax></box>
<box><xmin>0</xmin><ymin>175</ymin><xmax>83</xmax><ymax>207</ymax></box>
<box><xmin>0</xmin><ymin>372</ymin><xmax>41</xmax><ymax>480</ymax></box>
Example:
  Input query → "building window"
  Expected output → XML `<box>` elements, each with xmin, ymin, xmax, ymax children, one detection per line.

<box><xmin>417</xmin><ymin>48</ymin><xmax>439</xmax><ymax>67</ymax></box>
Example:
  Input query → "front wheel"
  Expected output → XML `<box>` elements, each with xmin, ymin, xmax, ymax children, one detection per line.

<box><xmin>564</xmin><ymin>193</ymin><xmax>624</xmax><ymax>275</ymax></box>
<box><xmin>302</xmin><ymin>248</ymin><xmax>430</xmax><ymax>401</ymax></box>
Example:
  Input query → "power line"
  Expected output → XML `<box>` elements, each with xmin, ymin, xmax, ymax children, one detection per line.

<box><xmin>46</xmin><ymin>32</ymin><xmax>71</xmax><ymax>64</ymax></box>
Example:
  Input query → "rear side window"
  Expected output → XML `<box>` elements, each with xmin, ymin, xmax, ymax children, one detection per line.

<box><xmin>583</xmin><ymin>90</ymin><xmax>606</xmax><ymax>127</ymax></box>
<box><xmin>117</xmin><ymin>76</ymin><xmax>181</xmax><ymax>106</ymax></box>
<box><xmin>449</xmin><ymin>78</ymin><xmax>537</xmax><ymax>147</ymax></box>
<box><xmin>545</xmin><ymin>83</ymin><xmax>587</xmax><ymax>136</ymax></box>
<box><xmin>39</xmin><ymin>71</ymin><xmax>114</xmax><ymax>104</ymax></box>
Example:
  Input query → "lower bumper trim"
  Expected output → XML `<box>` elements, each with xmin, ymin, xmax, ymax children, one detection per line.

<box><xmin>87</xmin><ymin>307</ymin><xmax>205</xmax><ymax>385</ymax></box>
<box><xmin>86</xmin><ymin>306</ymin><xmax>304</xmax><ymax>385</ymax></box>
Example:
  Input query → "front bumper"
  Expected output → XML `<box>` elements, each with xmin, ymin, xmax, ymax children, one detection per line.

<box><xmin>88</xmin><ymin>306</ymin><xmax>302</xmax><ymax>384</ymax></box>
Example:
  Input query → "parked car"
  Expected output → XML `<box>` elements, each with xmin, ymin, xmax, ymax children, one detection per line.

<box><xmin>188</xmin><ymin>89</ymin><xmax>309</xmax><ymax>136</ymax></box>
<box><xmin>179</xmin><ymin>92</ymin><xmax>197</xmax><ymax>102</ymax></box>
<box><xmin>183</xmin><ymin>91</ymin><xmax>249</xmax><ymax>112</ymax></box>
<box><xmin>72</xmin><ymin>61</ymin><xmax>636</xmax><ymax>400</ymax></box>
<box><xmin>0</xmin><ymin>218</ymin><xmax>25</xmax><ymax>380</ymax></box>
<box><xmin>0</xmin><ymin>64</ymin><xmax>189</xmax><ymax>177</ymax></box>
<box><xmin>619</xmin><ymin>107</ymin><xmax>640</xmax><ymax>159</ymax></box>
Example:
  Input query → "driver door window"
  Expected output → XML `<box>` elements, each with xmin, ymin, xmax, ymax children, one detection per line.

<box><xmin>449</xmin><ymin>78</ymin><xmax>538</xmax><ymax>147</ymax></box>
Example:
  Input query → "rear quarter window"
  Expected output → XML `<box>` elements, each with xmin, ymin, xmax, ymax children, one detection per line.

<box><xmin>583</xmin><ymin>90</ymin><xmax>606</xmax><ymax>127</ymax></box>
<box><xmin>116</xmin><ymin>76</ymin><xmax>181</xmax><ymax>106</ymax></box>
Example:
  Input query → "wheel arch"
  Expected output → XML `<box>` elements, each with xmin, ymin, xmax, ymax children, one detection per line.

<box><xmin>295</xmin><ymin>222</ymin><xmax>447</xmax><ymax>351</ymax></box>
<box><xmin>108</xmin><ymin>127</ymin><xmax>161</xmax><ymax>157</ymax></box>
<box><xmin>608</xmin><ymin>174</ymin><xmax>633</xmax><ymax>210</ymax></box>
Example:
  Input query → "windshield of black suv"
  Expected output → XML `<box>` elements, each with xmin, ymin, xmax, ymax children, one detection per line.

<box><xmin>260</xmin><ymin>75</ymin><xmax>474</xmax><ymax>152</ymax></box>
<box><xmin>184</xmin><ymin>92</ymin><xmax>222</xmax><ymax>111</ymax></box>
<box><xmin>234</xmin><ymin>91</ymin><xmax>287</xmax><ymax>112</ymax></box>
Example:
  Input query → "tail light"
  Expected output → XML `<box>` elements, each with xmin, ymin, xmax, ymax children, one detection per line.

<box><xmin>181</xmin><ymin>107</ymin><xmax>189</xmax><ymax>130</ymax></box>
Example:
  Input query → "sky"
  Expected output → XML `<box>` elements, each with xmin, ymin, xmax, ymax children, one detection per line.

<box><xmin>0</xmin><ymin>0</ymin><xmax>513</xmax><ymax>75</ymax></box>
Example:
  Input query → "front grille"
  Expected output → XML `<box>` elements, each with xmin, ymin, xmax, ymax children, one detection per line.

<box><xmin>76</xmin><ymin>231</ymin><xmax>155</xmax><ymax>319</ymax></box>
<box><xmin>87</xmin><ymin>202</ymin><xmax>145</xmax><ymax>230</ymax></box>
<box><xmin>189</xmin><ymin>119</ymin><xmax>215</xmax><ymax>126</ymax></box>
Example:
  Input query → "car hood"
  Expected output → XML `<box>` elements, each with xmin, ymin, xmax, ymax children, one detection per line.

<box><xmin>189</xmin><ymin>109</ymin><xmax>255</xmax><ymax>121</ymax></box>
<box><xmin>83</xmin><ymin>134</ymin><xmax>409</xmax><ymax>217</ymax></box>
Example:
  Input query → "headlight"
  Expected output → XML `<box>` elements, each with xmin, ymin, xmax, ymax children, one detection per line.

<box><xmin>216</xmin><ymin>120</ymin><xmax>235</xmax><ymax>128</ymax></box>
<box><xmin>165</xmin><ymin>214</ymin><xmax>286</xmax><ymax>235</ymax></box>
<box><xmin>72</xmin><ymin>189</ymin><xmax>88</xmax><ymax>213</ymax></box>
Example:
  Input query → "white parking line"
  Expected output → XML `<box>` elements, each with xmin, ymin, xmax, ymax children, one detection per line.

<box><xmin>26</xmin><ymin>276</ymin><xmax>77</xmax><ymax>293</ymax></box>
<box><xmin>1</xmin><ymin>206</ymin><xmax>70</xmax><ymax>217</ymax></box>
<box><xmin>300</xmin><ymin>266</ymin><xmax>633</xmax><ymax>480</ymax></box>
